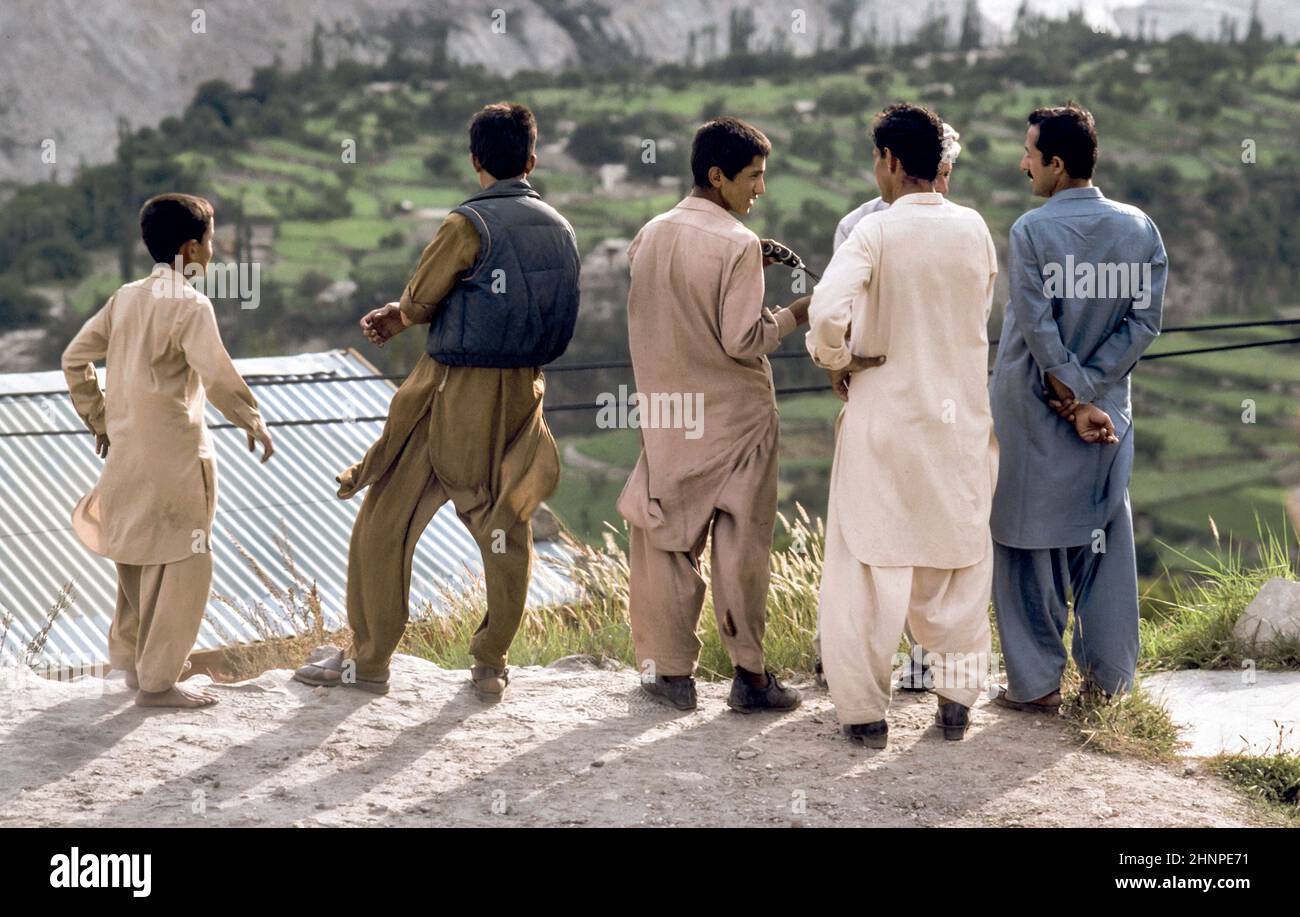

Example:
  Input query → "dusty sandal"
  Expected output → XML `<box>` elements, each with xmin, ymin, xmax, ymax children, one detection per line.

<box><xmin>471</xmin><ymin>664</ymin><xmax>509</xmax><ymax>701</ymax></box>
<box><xmin>991</xmin><ymin>686</ymin><xmax>1060</xmax><ymax>713</ymax></box>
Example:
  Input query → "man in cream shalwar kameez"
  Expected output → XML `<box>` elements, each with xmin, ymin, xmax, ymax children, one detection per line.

<box><xmin>807</xmin><ymin>184</ymin><xmax>999</xmax><ymax>738</ymax></box>
<box><xmin>63</xmin><ymin>262</ymin><xmax>271</xmax><ymax>702</ymax></box>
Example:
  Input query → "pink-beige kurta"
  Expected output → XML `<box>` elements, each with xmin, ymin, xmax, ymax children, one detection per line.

<box><xmin>806</xmin><ymin>191</ymin><xmax>999</xmax><ymax>723</ymax></box>
<box><xmin>617</xmin><ymin>195</ymin><xmax>798</xmax><ymax>676</ymax></box>
<box><xmin>63</xmin><ymin>265</ymin><xmax>268</xmax><ymax>565</ymax></box>
<box><xmin>62</xmin><ymin>264</ymin><xmax>269</xmax><ymax>690</ymax></box>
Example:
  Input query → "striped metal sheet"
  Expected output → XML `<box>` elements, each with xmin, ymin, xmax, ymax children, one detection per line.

<box><xmin>0</xmin><ymin>349</ymin><xmax>575</xmax><ymax>669</ymax></box>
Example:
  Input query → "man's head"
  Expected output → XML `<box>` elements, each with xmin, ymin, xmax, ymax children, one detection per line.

<box><xmin>468</xmin><ymin>102</ymin><xmax>538</xmax><ymax>186</ymax></box>
<box><xmin>1022</xmin><ymin>102</ymin><xmax>1097</xmax><ymax>197</ymax></box>
<box><xmin>690</xmin><ymin>117</ymin><xmax>772</xmax><ymax>214</ymax></box>
<box><xmin>139</xmin><ymin>193</ymin><xmax>215</xmax><ymax>271</ymax></box>
<box><xmin>935</xmin><ymin>122</ymin><xmax>961</xmax><ymax>194</ymax></box>
<box><xmin>871</xmin><ymin>103</ymin><xmax>945</xmax><ymax>203</ymax></box>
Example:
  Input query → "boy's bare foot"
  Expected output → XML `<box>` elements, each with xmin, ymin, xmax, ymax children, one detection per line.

<box><xmin>123</xmin><ymin>659</ymin><xmax>191</xmax><ymax>691</ymax></box>
<box><xmin>135</xmin><ymin>683</ymin><xmax>218</xmax><ymax>709</ymax></box>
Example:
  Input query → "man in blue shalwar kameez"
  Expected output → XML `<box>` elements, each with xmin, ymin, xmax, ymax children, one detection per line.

<box><xmin>989</xmin><ymin>103</ymin><xmax>1167</xmax><ymax>712</ymax></box>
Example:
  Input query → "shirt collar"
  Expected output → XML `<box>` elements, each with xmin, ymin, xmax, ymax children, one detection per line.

<box><xmin>675</xmin><ymin>194</ymin><xmax>741</xmax><ymax>224</ymax></box>
<box><xmin>147</xmin><ymin>261</ymin><xmax>201</xmax><ymax>297</ymax></box>
<box><xmin>1046</xmin><ymin>186</ymin><xmax>1104</xmax><ymax>204</ymax></box>
<box><xmin>887</xmin><ymin>191</ymin><xmax>945</xmax><ymax>207</ymax></box>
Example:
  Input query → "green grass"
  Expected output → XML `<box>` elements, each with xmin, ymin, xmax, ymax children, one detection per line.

<box><xmin>1131</xmin><ymin>457</ymin><xmax>1281</xmax><ymax>505</ymax></box>
<box><xmin>256</xmin><ymin>137</ymin><xmax>345</xmax><ymax>164</ymax></box>
<box><xmin>1158</xmin><ymin>488</ymin><xmax>1292</xmax><ymax>541</ymax></box>
<box><xmin>233</xmin><ymin>151</ymin><xmax>339</xmax><ymax>185</ymax></box>
<box><xmin>278</xmin><ymin>217</ymin><xmax>394</xmax><ymax>250</ymax></box>
<box><xmin>399</xmin><ymin>512</ymin><xmax>826</xmax><ymax>681</ymax></box>
<box><xmin>1141</xmin><ymin>521</ymin><xmax>1300</xmax><ymax>671</ymax></box>
<box><xmin>366</xmin><ymin>155</ymin><xmax>435</xmax><ymax>184</ymax></box>
<box><xmin>1208</xmin><ymin>744</ymin><xmax>1300</xmax><ymax>822</ymax></box>
<box><xmin>374</xmin><ymin>184</ymin><xmax>466</xmax><ymax>209</ymax></box>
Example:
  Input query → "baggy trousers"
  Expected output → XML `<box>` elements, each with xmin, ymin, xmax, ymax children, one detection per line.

<box><xmin>992</xmin><ymin>501</ymin><xmax>1140</xmax><ymax>702</ymax></box>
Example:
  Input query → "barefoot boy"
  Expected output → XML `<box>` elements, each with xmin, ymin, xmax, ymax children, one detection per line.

<box><xmin>62</xmin><ymin>193</ymin><xmax>275</xmax><ymax>709</ymax></box>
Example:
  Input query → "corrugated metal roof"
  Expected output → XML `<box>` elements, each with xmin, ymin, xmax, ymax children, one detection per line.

<box><xmin>0</xmin><ymin>349</ymin><xmax>575</xmax><ymax>669</ymax></box>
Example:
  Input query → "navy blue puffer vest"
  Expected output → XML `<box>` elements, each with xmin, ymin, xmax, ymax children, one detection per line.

<box><xmin>425</xmin><ymin>178</ymin><xmax>581</xmax><ymax>368</ymax></box>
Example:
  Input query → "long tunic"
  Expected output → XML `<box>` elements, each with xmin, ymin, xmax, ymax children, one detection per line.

<box><xmin>989</xmin><ymin>186</ymin><xmax>1167</xmax><ymax>549</ymax></box>
<box><xmin>616</xmin><ymin>195</ymin><xmax>798</xmax><ymax>551</ymax></box>
<box><xmin>338</xmin><ymin>211</ymin><xmax>559</xmax><ymax>535</ymax></box>
<box><xmin>806</xmin><ymin>191</ymin><xmax>999</xmax><ymax>569</ymax></box>
<box><xmin>62</xmin><ymin>265</ymin><xmax>269</xmax><ymax>565</ymax></box>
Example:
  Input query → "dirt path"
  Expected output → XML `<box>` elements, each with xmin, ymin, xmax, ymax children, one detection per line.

<box><xmin>0</xmin><ymin>654</ymin><xmax>1264</xmax><ymax>827</ymax></box>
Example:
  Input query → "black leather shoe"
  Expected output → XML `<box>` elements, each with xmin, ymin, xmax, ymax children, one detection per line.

<box><xmin>935</xmin><ymin>700</ymin><xmax>970</xmax><ymax>741</ymax></box>
<box><xmin>895</xmin><ymin>659</ymin><xmax>932</xmax><ymax>693</ymax></box>
<box><xmin>727</xmin><ymin>668</ymin><xmax>801</xmax><ymax>713</ymax></box>
<box><xmin>843</xmin><ymin>720</ymin><xmax>888</xmax><ymax>749</ymax></box>
<box><xmin>641</xmin><ymin>676</ymin><xmax>697</xmax><ymax>711</ymax></box>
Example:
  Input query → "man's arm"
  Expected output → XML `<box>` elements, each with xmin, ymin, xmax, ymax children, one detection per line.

<box><xmin>806</xmin><ymin>220</ymin><xmax>876</xmax><ymax>372</ymax></box>
<box><xmin>62</xmin><ymin>295</ymin><xmax>114</xmax><ymax>453</ymax></box>
<box><xmin>718</xmin><ymin>239</ymin><xmax>797</xmax><ymax>360</ymax></box>
<box><xmin>1067</xmin><ymin>221</ymin><xmax>1167</xmax><ymax>400</ymax></box>
<box><xmin>397</xmin><ymin>211</ymin><xmax>482</xmax><ymax>326</ymax></box>
<box><xmin>363</xmin><ymin>212</ymin><xmax>483</xmax><ymax>346</ymax></box>
<box><xmin>1007</xmin><ymin>220</ymin><xmax>1098</xmax><ymax>404</ymax></box>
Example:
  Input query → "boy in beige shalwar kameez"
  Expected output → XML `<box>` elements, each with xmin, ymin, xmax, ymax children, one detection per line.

<box><xmin>62</xmin><ymin>194</ymin><xmax>274</xmax><ymax>708</ymax></box>
<box><xmin>806</xmin><ymin>105</ymin><xmax>998</xmax><ymax>747</ymax></box>
<box><xmin>618</xmin><ymin>117</ymin><xmax>809</xmax><ymax>713</ymax></box>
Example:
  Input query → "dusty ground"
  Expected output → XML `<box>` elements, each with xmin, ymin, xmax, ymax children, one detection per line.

<box><xmin>0</xmin><ymin>654</ymin><xmax>1267</xmax><ymax>827</ymax></box>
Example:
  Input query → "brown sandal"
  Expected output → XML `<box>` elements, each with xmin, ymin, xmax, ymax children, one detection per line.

<box><xmin>470</xmin><ymin>664</ymin><xmax>509</xmax><ymax>701</ymax></box>
<box><xmin>992</xmin><ymin>686</ymin><xmax>1061</xmax><ymax>713</ymax></box>
<box><xmin>292</xmin><ymin>650</ymin><xmax>389</xmax><ymax>695</ymax></box>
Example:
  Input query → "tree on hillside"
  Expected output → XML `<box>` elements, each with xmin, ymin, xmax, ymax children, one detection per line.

<box><xmin>828</xmin><ymin>0</ymin><xmax>860</xmax><ymax>51</ymax></box>
<box><xmin>959</xmin><ymin>0</ymin><xmax>982</xmax><ymax>50</ymax></box>
<box><xmin>728</xmin><ymin>8</ymin><xmax>756</xmax><ymax>56</ymax></box>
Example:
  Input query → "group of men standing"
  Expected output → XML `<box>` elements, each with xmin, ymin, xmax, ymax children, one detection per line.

<box><xmin>616</xmin><ymin>101</ymin><xmax>1166</xmax><ymax>746</ymax></box>
<box><xmin>63</xmin><ymin>94</ymin><xmax>1165</xmax><ymax>735</ymax></box>
<box><xmin>289</xmin><ymin>98</ymin><xmax>1164</xmax><ymax>747</ymax></box>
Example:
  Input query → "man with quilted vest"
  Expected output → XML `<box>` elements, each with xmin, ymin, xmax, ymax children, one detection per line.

<box><xmin>293</xmin><ymin>102</ymin><xmax>580</xmax><ymax>701</ymax></box>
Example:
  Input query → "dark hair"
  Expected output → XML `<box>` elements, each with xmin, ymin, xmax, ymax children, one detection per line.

<box><xmin>872</xmin><ymin>103</ymin><xmax>944</xmax><ymax>182</ymax></box>
<box><xmin>139</xmin><ymin>193</ymin><xmax>214</xmax><ymax>265</ymax></box>
<box><xmin>1027</xmin><ymin>102</ymin><xmax>1098</xmax><ymax>179</ymax></box>
<box><xmin>468</xmin><ymin>102</ymin><xmax>537</xmax><ymax>180</ymax></box>
<box><xmin>690</xmin><ymin>117</ymin><xmax>772</xmax><ymax>189</ymax></box>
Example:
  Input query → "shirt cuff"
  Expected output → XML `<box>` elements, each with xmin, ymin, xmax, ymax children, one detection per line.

<box><xmin>805</xmin><ymin>332</ymin><xmax>853</xmax><ymax>372</ymax></box>
<box><xmin>244</xmin><ymin>411</ymin><xmax>270</xmax><ymax>443</ymax></box>
<box><xmin>1043</xmin><ymin>359</ymin><xmax>1098</xmax><ymax>405</ymax></box>
<box><xmin>773</xmin><ymin>307</ymin><xmax>798</xmax><ymax>339</ymax></box>
<box><xmin>398</xmin><ymin>288</ymin><xmax>432</xmax><ymax>325</ymax></box>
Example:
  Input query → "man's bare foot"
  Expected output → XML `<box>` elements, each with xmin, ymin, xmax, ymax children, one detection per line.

<box><xmin>123</xmin><ymin>659</ymin><xmax>192</xmax><ymax>691</ymax></box>
<box><xmin>135</xmin><ymin>682</ymin><xmax>218</xmax><ymax>709</ymax></box>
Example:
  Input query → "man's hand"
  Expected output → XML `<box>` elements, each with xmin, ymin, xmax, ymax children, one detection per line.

<box><xmin>94</xmin><ymin>433</ymin><xmax>110</xmax><ymax>459</ymax></box>
<box><xmin>361</xmin><ymin>302</ymin><xmax>408</xmax><ymax>348</ymax></box>
<box><xmin>1044</xmin><ymin>373</ymin><xmax>1078</xmax><ymax>420</ymax></box>
<box><xmin>247</xmin><ymin>428</ymin><xmax>276</xmax><ymax>464</ymax></box>
<box><xmin>827</xmin><ymin>353</ymin><xmax>886</xmax><ymax>402</ymax></box>
<box><xmin>787</xmin><ymin>294</ymin><xmax>812</xmax><ymax>325</ymax></box>
<box><xmin>1073</xmin><ymin>403</ymin><xmax>1119</xmax><ymax>445</ymax></box>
